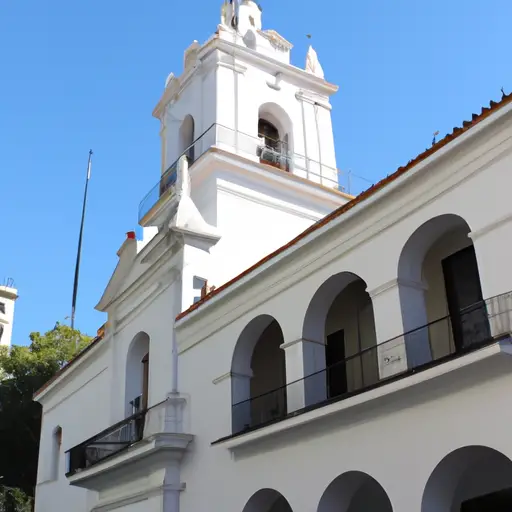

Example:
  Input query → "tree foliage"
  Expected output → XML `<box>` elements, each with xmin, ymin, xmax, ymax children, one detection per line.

<box><xmin>0</xmin><ymin>323</ymin><xmax>92</xmax><ymax>504</ymax></box>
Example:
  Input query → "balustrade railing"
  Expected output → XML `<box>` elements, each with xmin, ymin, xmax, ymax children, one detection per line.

<box><xmin>232</xmin><ymin>290</ymin><xmax>512</xmax><ymax>435</ymax></box>
<box><xmin>138</xmin><ymin>124</ymin><xmax>372</xmax><ymax>223</ymax></box>
<box><xmin>66</xmin><ymin>411</ymin><xmax>145</xmax><ymax>476</ymax></box>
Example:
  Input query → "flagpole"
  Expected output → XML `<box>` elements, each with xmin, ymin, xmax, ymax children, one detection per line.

<box><xmin>71</xmin><ymin>150</ymin><xmax>93</xmax><ymax>332</ymax></box>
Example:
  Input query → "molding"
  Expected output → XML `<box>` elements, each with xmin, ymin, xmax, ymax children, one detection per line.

<box><xmin>217</xmin><ymin>61</ymin><xmax>247</xmax><ymax>74</ymax></box>
<box><xmin>367</xmin><ymin>278</ymin><xmax>427</xmax><ymax>299</ymax></box>
<box><xmin>216</xmin><ymin>180</ymin><xmax>323</xmax><ymax>222</ymax></box>
<box><xmin>92</xmin><ymin>482</ymin><xmax>186</xmax><ymax>512</ymax></box>
<box><xmin>469</xmin><ymin>213</ymin><xmax>512</xmax><ymax>241</ymax></box>
<box><xmin>295</xmin><ymin>90</ymin><xmax>332</xmax><ymax>111</ymax></box>
<box><xmin>280</xmin><ymin>338</ymin><xmax>325</xmax><ymax>350</ymax></box>
<box><xmin>213</xmin><ymin>371</ymin><xmax>252</xmax><ymax>385</ymax></box>
<box><xmin>41</xmin><ymin>364</ymin><xmax>109</xmax><ymax>415</ymax></box>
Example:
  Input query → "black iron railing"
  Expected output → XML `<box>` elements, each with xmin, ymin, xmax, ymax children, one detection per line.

<box><xmin>232</xmin><ymin>291</ymin><xmax>512</xmax><ymax>435</ymax></box>
<box><xmin>66</xmin><ymin>410</ymin><xmax>145</xmax><ymax>476</ymax></box>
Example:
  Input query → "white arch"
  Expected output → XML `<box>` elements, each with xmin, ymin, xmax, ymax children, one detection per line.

<box><xmin>231</xmin><ymin>315</ymin><xmax>286</xmax><ymax>433</ymax></box>
<box><xmin>317</xmin><ymin>471</ymin><xmax>393</xmax><ymax>512</ymax></box>
<box><xmin>422</xmin><ymin>446</ymin><xmax>512</xmax><ymax>512</ymax></box>
<box><xmin>258</xmin><ymin>102</ymin><xmax>293</xmax><ymax>153</ymax></box>
<box><xmin>397</xmin><ymin>213</ymin><xmax>473</xmax><ymax>284</ymax></box>
<box><xmin>125</xmin><ymin>331</ymin><xmax>150</xmax><ymax>416</ymax></box>
<box><xmin>242</xmin><ymin>488</ymin><xmax>293</xmax><ymax>512</ymax></box>
<box><xmin>302</xmin><ymin>272</ymin><xmax>371</xmax><ymax>343</ymax></box>
<box><xmin>179</xmin><ymin>114</ymin><xmax>195</xmax><ymax>161</ymax></box>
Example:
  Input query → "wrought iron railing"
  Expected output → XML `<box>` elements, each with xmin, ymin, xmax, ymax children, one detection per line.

<box><xmin>232</xmin><ymin>290</ymin><xmax>512</xmax><ymax>435</ymax></box>
<box><xmin>66</xmin><ymin>410</ymin><xmax>145</xmax><ymax>476</ymax></box>
<box><xmin>137</xmin><ymin>123</ymin><xmax>373</xmax><ymax>223</ymax></box>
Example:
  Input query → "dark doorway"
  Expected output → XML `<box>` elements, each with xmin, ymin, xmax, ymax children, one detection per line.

<box><xmin>326</xmin><ymin>329</ymin><xmax>347</xmax><ymax>398</ymax></box>
<box><xmin>461</xmin><ymin>488</ymin><xmax>512</xmax><ymax>511</ymax></box>
<box><xmin>442</xmin><ymin>246</ymin><xmax>490</xmax><ymax>352</ymax></box>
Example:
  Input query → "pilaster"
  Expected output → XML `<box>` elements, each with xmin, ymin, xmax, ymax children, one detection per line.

<box><xmin>280</xmin><ymin>338</ymin><xmax>326</xmax><ymax>412</ymax></box>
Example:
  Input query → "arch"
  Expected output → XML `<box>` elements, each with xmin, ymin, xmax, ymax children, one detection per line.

<box><xmin>179</xmin><ymin>114</ymin><xmax>195</xmax><ymax>163</ymax></box>
<box><xmin>422</xmin><ymin>446</ymin><xmax>512</xmax><ymax>512</ymax></box>
<box><xmin>51</xmin><ymin>425</ymin><xmax>63</xmax><ymax>480</ymax></box>
<box><xmin>317</xmin><ymin>471</ymin><xmax>393</xmax><ymax>512</ymax></box>
<box><xmin>231</xmin><ymin>315</ymin><xmax>286</xmax><ymax>433</ymax></box>
<box><xmin>258</xmin><ymin>102</ymin><xmax>293</xmax><ymax>171</ymax></box>
<box><xmin>301</xmin><ymin>272</ymin><xmax>378</xmax><ymax>403</ymax></box>
<box><xmin>397</xmin><ymin>214</ymin><xmax>489</xmax><ymax>368</ymax></box>
<box><xmin>125</xmin><ymin>332</ymin><xmax>150</xmax><ymax>416</ymax></box>
<box><xmin>242</xmin><ymin>488</ymin><xmax>293</xmax><ymax>512</ymax></box>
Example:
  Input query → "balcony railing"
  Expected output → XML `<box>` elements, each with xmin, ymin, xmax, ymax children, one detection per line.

<box><xmin>138</xmin><ymin>123</ymin><xmax>373</xmax><ymax>223</ymax></box>
<box><xmin>66</xmin><ymin>410</ymin><xmax>145</xmax><ymax>476</ymax></box>
<box><xmin>232</xmin><ymin>290</ymin><xmax>512</xmax><ymax>435</ymax></box>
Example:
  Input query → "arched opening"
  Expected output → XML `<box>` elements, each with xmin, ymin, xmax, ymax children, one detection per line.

<box><xmin>242</xmin><ymin>488</ymin><xmax>293</xmax><ymax>512</ymax></box>
<box><xmin>125</xmin><ymin>332</ymin><xmax>150</xmax><ymax>416</ymax></box>
<box><xmin>179</xmin><ymin>114</ymin><xmax>195</xmax><ymax>164</ymax></box>
<box><xmin>51</xmin><ymin>426</ymin><xmax>62</xmax><ymax>480</ymax></box>
<box><xmin>257</xmin><ymin>103</ymin><xmax>293</xmax><ymax>172</ymax></box>
<box><xmin>231</xmin><ymin>315</ymin><xmax>286</xmax><ymax>433</ymax></box>
<box><xmin>302</xmin><ymin>273</ymin><xmax>378</xmax><ymax>405</ymax></box>
<box><xmin>397</xmin><ymin>214</ymin><xmax>490</xmax><ymax>369</ymax></box>
<box><xmin>422</xmin><ymin>446</ymin><xmax>512</xmax><ymax>512</ymax></box>
<box><xmin>317</xmin><ymin>471</ymin><xmax>393</xmax><ymax>512</ymax></box>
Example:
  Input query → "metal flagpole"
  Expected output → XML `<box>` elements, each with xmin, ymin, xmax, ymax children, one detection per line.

<box><xmin>71</xmin><ymin>150</ymin><xmax>93</xmax><ymax>332</ymax></box>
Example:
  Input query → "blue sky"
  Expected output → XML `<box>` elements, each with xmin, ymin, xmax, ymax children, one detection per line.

<box><xmin>1</xmin><ymin>0</ymin><xmax>511</xmax><ymax>344</ymax></box>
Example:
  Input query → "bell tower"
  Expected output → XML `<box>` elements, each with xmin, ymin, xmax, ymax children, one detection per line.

<box><xmin>139</xmin><ymin>0</ymin><xmax>350</xmax><ymax>303</ymax></box>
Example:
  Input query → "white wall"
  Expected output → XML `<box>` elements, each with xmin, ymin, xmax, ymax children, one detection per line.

<box><xmin>35</xmin><ymin>344</ymin><xmax>112</xmax><ymax>512</ymax></box>
<box><xmin>176</xmin><ymin>108</ymin><xmax>512</xmax><ymax>512</ymax></box>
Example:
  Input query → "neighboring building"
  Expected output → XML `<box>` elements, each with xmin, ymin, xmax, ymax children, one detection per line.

<box><xmin>33</xmin><ymin>3</ymin><xmax>512</xmax><ymax>512</ymax></box>
<box><xmin>0</xmin><ymin>280</ymin><xmax>18</xmax><ymax>348</ymax></box>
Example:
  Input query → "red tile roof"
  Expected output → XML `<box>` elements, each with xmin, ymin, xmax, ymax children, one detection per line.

<box><xmin>176</xmin><ymin>91</ymin><xmax>512</xmax><ymax>321</ymax></box>
<box><xmin>33</xmin><ymin>91</ymin><xmax>512</xmax><ymax>398</ymax></box>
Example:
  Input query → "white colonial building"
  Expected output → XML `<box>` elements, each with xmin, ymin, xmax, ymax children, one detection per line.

<box><xmin>0</xmin><ymin>280</ymin><xmax>18</xmax><ymax>348</ymax></box>
<box><xmin>34</xmin><ymin>2</ymin><xmax>512</xmax><ymax>512</ymax></box>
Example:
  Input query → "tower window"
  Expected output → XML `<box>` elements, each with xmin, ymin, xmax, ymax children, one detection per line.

<box><xmin>258</xmin><ymin>119</ymin><xmax>280</xmax><ymax>151</ymax></box>
<box><xmin>0</xmin><ymin>302</ymin><xmax>5</xmax><ymax>314</ymax></box>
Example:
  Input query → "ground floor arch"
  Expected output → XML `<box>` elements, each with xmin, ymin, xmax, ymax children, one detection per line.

<box><xmin>317</xmin><ymin>471</ymin><xmax>393</xmax><ymax>512</ymax></box>
<box><xmin>422</xmin><ymin>446</ymin><xmax>512</xmax><ymax>512</ymax></box>
<box><xmin>231</xmin><ymin>315</ymin><xmax>286</xmax><ymax>433</ymax></box>
<box><xmin>242</xmin><ymin>488</ymin><xmax>293</xmax><ymax>512</ymax></box>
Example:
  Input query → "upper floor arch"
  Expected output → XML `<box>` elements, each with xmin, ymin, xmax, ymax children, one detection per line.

<box><xmin>125</xmin><ymin>331</ymin><xmax>150</xmax><ymax>416</ymax></box>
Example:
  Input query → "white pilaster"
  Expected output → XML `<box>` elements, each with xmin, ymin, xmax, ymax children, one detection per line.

<box><xmin>369</xmin><ymin>278</ymin><xmax>432</xmax><ymax>379</ymax></box>
<box><xmin>280</xmin><ymin>338</ymin><xmax>326</xmax><ymax>412</ymax></box>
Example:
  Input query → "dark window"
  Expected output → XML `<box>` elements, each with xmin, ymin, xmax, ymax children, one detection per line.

<box><xmin>258</xmin><ymin>119</ymin><xmax>280</xmax><ymax>151</ymax></box>
<box><xmin>0</xmin><ymin>302</ymin><xmax>5</xmax><ymax>314</ymax></box>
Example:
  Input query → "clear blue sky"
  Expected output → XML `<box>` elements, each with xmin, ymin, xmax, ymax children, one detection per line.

<box><xmin>1</xmin><ymin>0</ymin><xmax>511</xmax><ymax>344</ymax></box>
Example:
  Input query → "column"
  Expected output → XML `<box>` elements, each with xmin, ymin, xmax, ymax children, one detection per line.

<box><xmin>280</xmin><ymin>338</ymin><xmax>326</xmax><ymax>413</ymax></box>
<box><xmin>471</xmin><ymin>226</ymin><xmax>512</xmax><ymax>338</ymax></box>
<box><xmin>368</xmin><ymin>278</ymin><xmax>432</xmax><ymax>380</ymax></box>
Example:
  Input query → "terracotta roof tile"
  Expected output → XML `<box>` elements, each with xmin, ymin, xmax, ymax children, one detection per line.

<box><xmin>176</xmin><ymin>91</ymin><xmax>512</xmax><ymax>322</ymax></box>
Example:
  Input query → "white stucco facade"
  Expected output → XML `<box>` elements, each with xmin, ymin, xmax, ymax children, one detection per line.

<box><xmin>0</xmin><ymin>282</ymin><xmax>18</xmax><ymax>348</ymax></box>
<box><xmin>34</xmin><ymin>3</ymin><xmax>512</xmax><ymax>512</ymax></box>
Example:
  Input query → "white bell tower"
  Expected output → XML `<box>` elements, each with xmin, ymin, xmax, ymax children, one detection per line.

<box><xmin>139</xmin><ymin>0</ymin><xmax>350</xmax><ymax>304</ymax></box>
<box><xmin>0</xmin><ymin>281</ymin><xmax>18</xmax><ymax>347</ymax></box>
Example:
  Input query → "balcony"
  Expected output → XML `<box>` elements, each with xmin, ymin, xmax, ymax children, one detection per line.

<box><xmin>66</xmin><ymin>396</ymin><xmax>192</xmax><ymax>492</ymax></box>
<box><xmin>138</xmin><ymin>123</ymin><xmax>371</xmax><ymax>225</ymax></box>
<box><xmin>226</xmin><ymin>291</ymin><xmax>512</xmax><ymax>440</ymax></box>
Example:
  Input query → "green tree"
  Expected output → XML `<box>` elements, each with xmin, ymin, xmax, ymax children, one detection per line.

<box><xmin>0</xmin><ymin>323</ymin><xmax>92</xmax><ymax>505</ymax></box>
